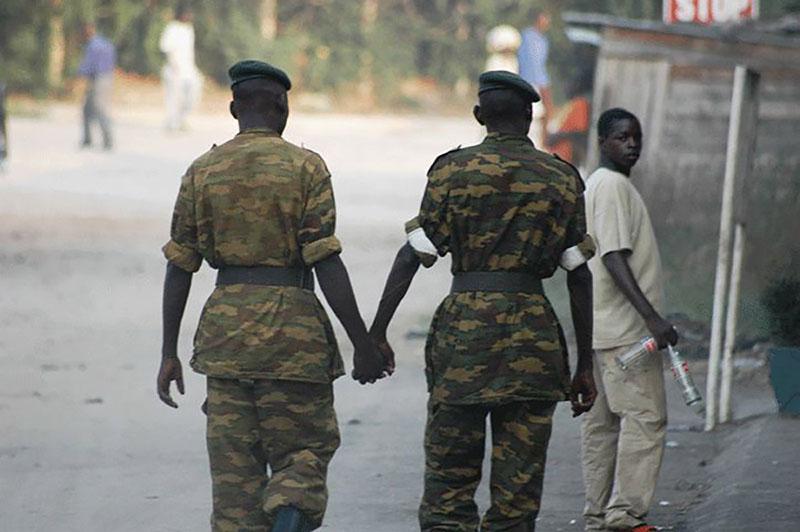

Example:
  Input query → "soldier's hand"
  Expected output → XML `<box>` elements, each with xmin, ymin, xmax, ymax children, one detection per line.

<box><xmin>352</xmin><ymin>338</ymin><xmax>388</xmax><ymax>385</ymax></box>
<box><xmin>569</xmin><ymin>366</ymin><xmax>596</xmax><ymax>418</ymax></box>
<box><xmin>157</xmin><ymin>356</ymin><xmax>185</xmax><ymax>408</ymax></box>
<box><xmin>646</xmin><ymin>316</ymin><xmax>679</xmax><ymax>349</ymax></box>
<box><xmin>369</xmin><ymin>330</ymin><xmax>396</xmax><ymax>376</ymax></box>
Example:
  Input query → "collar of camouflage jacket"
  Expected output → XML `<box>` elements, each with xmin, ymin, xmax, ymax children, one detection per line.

<box><xmin>237</xmin><ymin>127</ymin><xmax>280</xmax><ymax>138</ymax></box>
<box><xmin>484</xmin><ymin>131</ymin><xmax>533</xmax><ymax>145</ymax></box>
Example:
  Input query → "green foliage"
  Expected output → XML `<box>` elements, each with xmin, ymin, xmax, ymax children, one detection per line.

<box><xmin>0</xmin><ymin>0</ymin><xmax>51</xmax><ymax>94</ymax></box>
<box><xmin>762</xmin><ymin>276</ymin><xmax>800</xmax><ymax>346</ymax></box>
<box><xmin>2</xmin><ymin>0</ymin><xmax>799</xmax><ymax>97</ymax></box>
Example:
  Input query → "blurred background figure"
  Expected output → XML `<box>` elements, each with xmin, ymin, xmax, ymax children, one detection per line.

<box><xmin>518</xmin><ymin>8</ymin><xmax>553</xmax><ymax>149</ymax></box>
<box><xmin>485</xmin><ymin>24</ymin><xmax>522</xmax><ymax>73</ymax></box>
<box><xmin>159</xmin><ymin>1</ymin><xmax>202</xmax><ymax>132</ymax></box>
<box><xmin>0</xmin><ymin>82</ymin><xmax>7</xmax><ymax>171</ymax></box>
<box><xmin>548</xmin><ymin>66</ymin><xmax>594</xmax><ymax>171</ymax></box>
<box><xmin>78</xmin><ymin>22</ymin><xmax>115</xmax><ymax>151</ymax></box>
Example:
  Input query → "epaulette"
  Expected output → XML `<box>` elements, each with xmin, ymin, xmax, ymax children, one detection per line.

<box><xmin>210</xmin><ymin>143</ymin><xmax>218</xmax><ymax>150</ymax></box>
<box><xmin>427</xmin><ymin>145</ymin><xmax>462</xmax><ymax>175</ymax></box>
<box><xmin>551</xmin><ymin>153</ymin><xmax>586</xmax><ymax>193</ymax></box>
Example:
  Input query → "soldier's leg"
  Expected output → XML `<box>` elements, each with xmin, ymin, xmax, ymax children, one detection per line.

<box><xmin>480</xmin><ymin>400</ymin><xmax>556</xmax><ymax>531</ymax></box>
<box><xmin>207</xmin><ymin>377</ymin><xmax>269</xmax><ymax>532</ymax></box>
<box><xmin>419</xmin><ymin>400</ymin><xmax>487</xmax><ymax>532</ymax></box>
<box><xmin>601</xmin><ymin>345</ymin><xmax>667</xmax><ymax>530</ymax></box>
<box><xmin>581</xmin><ymin>353</ymin><xmax>621</xmax><ymax>531</ymax></box>
<box><xmin>255</xmin><ymin>379</ymin><xmax>340</xmax><ymax>530</ymax></box>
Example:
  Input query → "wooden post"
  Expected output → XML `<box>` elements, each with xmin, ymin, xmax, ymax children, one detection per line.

<box><xmin>720</xmin><ymin>223</ymin><xmax>745</xmax><ymax>423</ymax></box>
<box><xmin>719</xmin><ymin>67</ymin><xmax>760</xmax><ymax>424</ymax></box>
<box><xmin>706</xmin><ymin>66</ymin><xmax>760</xmax><ymax>431</ymax></box>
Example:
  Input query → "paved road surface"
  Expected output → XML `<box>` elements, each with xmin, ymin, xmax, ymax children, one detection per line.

<box><xmin>0</xmin><ymin>105</ymin><xmax>784</xmax><ymax>531</ymax></box>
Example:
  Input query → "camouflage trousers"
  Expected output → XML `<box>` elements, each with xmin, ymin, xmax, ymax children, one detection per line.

<box><xmin>419</xmin><ymin>399</ymin><xmax>556</xmax><ymax>532</ymax></box>
<box><xmin>206</xmin><ymin>377</ymin><xmax>340</xmax><ymax>532</ymax></box>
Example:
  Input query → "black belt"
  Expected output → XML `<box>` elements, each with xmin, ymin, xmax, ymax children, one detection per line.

<box><xmin>216</xmin><ymin>266</ymin><xmax>314</xmax><ymax>290</ymax></box>
<box><xmin>450</xmin><ymin>272</ymin><xmax>543</xmax><ymax>294</ymax></box>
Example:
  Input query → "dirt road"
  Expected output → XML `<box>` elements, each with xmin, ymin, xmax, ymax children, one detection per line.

<box><xmin>0</xmin><ymin>105</ymin><xmax>780</xmax><ymax>531</ymax></box>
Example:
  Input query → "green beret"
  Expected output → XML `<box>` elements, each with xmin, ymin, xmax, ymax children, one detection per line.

<box><xmin>228</xmin><ymin>60</ymin><xmax>292</xmax><ymax>90</ymax></box>
<box><xmin>478</xmin><ymin>70</ymin><xmax>540</xmax><ymax>103</ymax></box>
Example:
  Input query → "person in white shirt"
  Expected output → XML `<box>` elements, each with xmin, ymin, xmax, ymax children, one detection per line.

<box><xmin>581</xmin><ymin>108</ymin><xmax>679</xmax><ymax>532</ymax></box>
<box><xmin>159</xmin><ymin>2</ymin><xmax>202</xmax><ymax>131</ymax></box>
<box><xmin>485</xmin><ymin>25</ymin><xmax>521</xmax><ymax>73</ymax></box>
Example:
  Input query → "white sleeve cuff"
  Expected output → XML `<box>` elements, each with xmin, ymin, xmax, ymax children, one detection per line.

<box><xmin>560</xmin><ymin>244</ymin><xmax>589</xmax><ymax>271</ymax></box>
<box><xmin>408</xmin><ymin>227</ymin><xmax>438</xmax><ymax>256</ymax></box>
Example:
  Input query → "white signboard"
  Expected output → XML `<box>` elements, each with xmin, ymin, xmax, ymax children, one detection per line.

<box><xmin>664</xmin><ymin>0</ymin><xmax>759</xmax><ymax>24</ymax></box>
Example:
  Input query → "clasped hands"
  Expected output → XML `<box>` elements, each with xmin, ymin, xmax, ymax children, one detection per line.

<box><xmin>351</xmin><ymin>330</ymin><xmax>395</xmax><ymax>385</ymax></box>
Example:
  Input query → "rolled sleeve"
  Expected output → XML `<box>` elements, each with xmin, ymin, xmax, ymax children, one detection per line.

<box><xmin>559</xmin><ymin>177</ymin><xmax>595</xmax><ymax>270</ymax></box>
<box><xmin>162</xmin><ymin>240</ymin><xmax>202</xmax><ymax>273</ymax></box>
<box><xmin>299</xmin><ymin>153</ymin><xmax>342</xmax><ymax>266</ymax></box>
<box><xmin>163</xmin><ymin>167</ymin><xmax>202</xmax><ymax>273</ymax></box>
<box><xmin>559</xmin><ymin>234</ymin><xmax>596</xmax><ymax>271</ymax></box>
<box><xmin>405</xmin><ymin>217</ymin><xmax>438</xmax><ymax>268</ymax></box>
<box><xmin>301</xmin><ymin>235</ymin><xmax>342</xmax><ymax>265</ymax></box>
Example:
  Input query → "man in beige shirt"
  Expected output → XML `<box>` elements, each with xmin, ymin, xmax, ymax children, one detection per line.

<box><xmin>581</xmin><ymin>108</ymin><xmax>679</xmax><ymax>532</ymax></box>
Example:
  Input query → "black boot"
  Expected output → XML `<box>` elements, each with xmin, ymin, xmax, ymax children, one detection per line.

<box><xmin>271</xmin><ymin>506</ymin><xmax>315</xmax><ymax>532</ymax></box>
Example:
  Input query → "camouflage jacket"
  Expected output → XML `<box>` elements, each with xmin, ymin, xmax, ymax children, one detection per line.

<box><xmin>414</xmin><ymin>132</ymin><xmax>593</xmax><ymax>404</ymax></box>
<box><xmin>163</xmin><ymin>128</ymin><xmax>345</xmax><ymax>382</ymax></box>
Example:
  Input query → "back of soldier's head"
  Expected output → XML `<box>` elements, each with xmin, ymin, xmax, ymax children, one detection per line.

<box><xmin>233</xmin><ymin>79</ymin><xmax>288</xmax><ymax>115</ymax></box>
<box><xmin>478</xmin><ymin>89</ymin><xmax>530</xmax><ymax>128</ymax></box>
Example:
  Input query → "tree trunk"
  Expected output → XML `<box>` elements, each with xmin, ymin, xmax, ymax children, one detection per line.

<box><xmin>49</xmin><ymin>0</ymin><xmax>66</xmax><ymax>90</ymax></box>
<box><xmin>260</xmin><ymin>0</ymin><xmax>277</xmax><ymax>40</ymax></box>
<box><xmin>358</xmin><ymin>0</ymin><xmax>378</xmax><ymax>107</ymax></box>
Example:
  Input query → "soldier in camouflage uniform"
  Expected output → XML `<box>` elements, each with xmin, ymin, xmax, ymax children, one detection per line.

<box><xmin>369</xmin><ymin>71</ymin><xmax>598</xmax><ymax>531</ymax></box>
<box><xmin>156</xmin><ymin>60</ymin><xmax>387</xmax><ymax>532</ymax></box>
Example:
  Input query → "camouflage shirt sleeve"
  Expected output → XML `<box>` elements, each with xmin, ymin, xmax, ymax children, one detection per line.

<box><xmin>417</xmin><ymin>154</ymin><xmax>453</xmax><ymax>257</ymax></box>
<box><xmin>298</xmin><ymin>152</ymin><xmax>343</xmax><ymax>265</ymax></box>
<box><xmin>560</xmin><ymin>172</ymin><xmax>596</xmax><ymax>270</ymax></box>
<box><xmin>162</xmin><ymin>165</ymin><xmax>203</xmax><ymax>273</ymax></box>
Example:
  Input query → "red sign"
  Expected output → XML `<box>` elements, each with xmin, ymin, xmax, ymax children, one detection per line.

<box><xmin>664</xmin><ymin>0</ymin><xmax>759</xmax><ymax>24</ymax></box>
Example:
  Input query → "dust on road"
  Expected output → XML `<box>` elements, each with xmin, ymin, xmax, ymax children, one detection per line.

<box><xmin>1</xmin><ymin>105</ymin><xmax>725</xmax><ymax>531</ymax></box>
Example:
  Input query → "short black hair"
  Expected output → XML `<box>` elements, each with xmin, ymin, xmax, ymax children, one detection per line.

<box><xmin>232</xmin><ymin>79</ymin><xmax>288</xmax><ymax>114</ymax></box>
<box><xmin>597</xmin><ymin>108</ymin><xmax>639</xmax><ymax>137</ymax></box>
<box><xmin>479</xmin><ymin>89</ymin><xmax>530</xmax><ymax>125</ymax></box>
<box><xmin>175</xmin><ymin>0</ymin><xmax>192</xmax><ymax>19</ymax></box>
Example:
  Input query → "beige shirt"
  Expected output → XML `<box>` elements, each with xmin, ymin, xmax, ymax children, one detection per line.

<box><xmin>585</xmin><ymin>167</ymin><xmax>665</xmax><ymax>350</ymax></box>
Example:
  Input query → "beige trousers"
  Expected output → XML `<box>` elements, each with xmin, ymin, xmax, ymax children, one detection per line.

<box><xmin>581</xmin><ymin>344</ymin><xmax>667</xmax><ymax>531</ymax></box>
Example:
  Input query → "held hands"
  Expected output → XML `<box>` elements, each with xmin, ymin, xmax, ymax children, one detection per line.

<box><xmin>646</xmin><ymin>315</ymin><xmax>679</xmax><ymax>349</ymax></box>
<box><xmin>157</xmin><ymin>356</ymin><xmax>185</xmax><ymax>408</ymax></box>
<box><xmin>370</xmin><ymin>330</ymin><xmax>396</xmax><ymax>376</ymax></box>
<box><xmin>352</xmin><ymin>334</ymin><xmax>394</xmax><ymax>385</ymax></box>
<box><xmin>569</xmin><ymin>366</ymin><xmax>597</xmax><ymax>418</ymax></box>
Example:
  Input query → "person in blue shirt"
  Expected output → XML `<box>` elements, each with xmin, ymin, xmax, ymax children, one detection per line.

<box><xmin>78</xmin><ymin>23</ymin><xmax>115</xmax><ymax>150</ymax></box>
<box><xmin>518</xmin><ymin>9</ymin><xmax>553</xmax><ymax>147</ymax></box>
